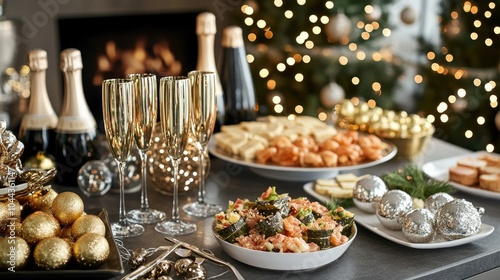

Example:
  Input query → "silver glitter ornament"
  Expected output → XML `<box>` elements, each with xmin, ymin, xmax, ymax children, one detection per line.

<box><xmin>128</xmin><ymin>248</ymin><xmax>148</xmax><ymax>270</ymax></box>
<box><xmin>402</xmin><ymin>208</ymin><xmax>435</xmax><ymax>243</ymax></box>
<box><xmin>424</xmin><ymin>192</ymin><xmax>454</xmax><ymax>215</ymax></box>
<box><xmin>376</xmin><ymin>189</ymin><xmax>413</xmax><ymax>230</ymax></box>
<box><xmin>435</xmin><ymin>199</ymin><xmax>484</xmax><ymax>240</ymax></box>
<box><xmin>353</xmin><ymin>175</ymin><xmax>388</xmax><ymax>213</ymax></box>
<box><xmin>185</xmin><ymin>262</ymin><xmax>207</xmax><ymax>280</ymax></box>
<box><xmin>174</xmin><ymin>258</ymin><xmax>194</xmax><ymax>276</ymax></box>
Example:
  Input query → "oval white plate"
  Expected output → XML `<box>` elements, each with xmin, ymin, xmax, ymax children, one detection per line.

<box><xmin>422</xmin><ymin>151</ymin><xmax>500</xmax><ymax>200</ymax></box>
<box><xmin>304</xmin><ymin>182</ymin><xmax>495</xmax><ymax>249</ymax></box>
<box><xmin>213</xmin><ymin>223</ymin><xmax>357</xmax><ymax>271</ymax></box>
<box><xmin>208</xmin><ymin>136</ymin><xmax>397</xmax><ymax>181</ymax></box>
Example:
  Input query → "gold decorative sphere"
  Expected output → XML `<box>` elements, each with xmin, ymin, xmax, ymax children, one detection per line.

<box><xmin>33</xmin><ymin>237</ymin><xmax>72</xmax><ymax>270</ymax></box>
<box><xmin>21</xmin><ymin>211</ymin><xmax>61</xmax><ymax>246</ymax></box>
<box><xmin>73</xmin><ymin>233</ymin><xmax>110</xmax><ymax>268</ymax></box>
<box><xmin>71</xmin><ymin>214</ymin><xmax>106</xmax><ymax>239</ymax></box>
<box><xmin>23</xmin><ymin>151</ymin><xmax>57</xmax><ymax>171</ymax></box>
<box><xmin>0</xmin><ymin>236</ymin><xmax>30</xmax><ymax>270</ymax></box>
<box><xmin>0</xmin><ymin>203</ymin><xmax>7</xmax><ymax>232</ymax></box>
<box><xmin>51</xmin><ymin>192</ymin><xmax>84</xmax><ymax>226</ymax></box>
<box><xmin>29</xmin><ymin>187</ymin><xmax>58</xmax><ymax>211</ymax></box>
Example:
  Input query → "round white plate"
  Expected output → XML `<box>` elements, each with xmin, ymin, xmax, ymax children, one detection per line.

<box><xmin>422</xmin><ymin>151</ymin><xmax>500</xmax><ymax>200</ymax></box>
<box><xmin>208</xmin><ymin>136</ymin><xmax>397</xmax><ymax>181</ymax></box>
<box><xmin>213</xmin><ymin>223</ymin><xmax>357</xmax><ymax>271</ymax></box>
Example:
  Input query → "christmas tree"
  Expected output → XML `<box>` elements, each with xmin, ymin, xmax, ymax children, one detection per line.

<box><xmin>418</xmin><ymin>0</ymin><xmax>499</xmax><ymax>152</ymax></box>
<box><xmin>236</xmin><ymin>0</ymin><xmax>407</xmax><ymax>119</ymax></box>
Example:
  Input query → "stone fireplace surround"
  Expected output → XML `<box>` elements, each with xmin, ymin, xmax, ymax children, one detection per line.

<box><xmin>5</xmin><ymin>0</ymin><xmax>236</xmax><ymax>115</ymax></box>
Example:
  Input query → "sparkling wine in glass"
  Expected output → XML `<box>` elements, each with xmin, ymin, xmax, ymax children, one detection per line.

<box><xmin>155</xmin><ymin>76</ymin><xmax>197</xmax><ymax>235</ymax></box>
<box><xmin>102</xmin><ymin>78</ymin><xmax>144</xmax><ymax>238</ymax></box>
<box><xmin>183</xmin><ymin>71</ymin><xmax>222</xmax><ymax>217</ymax></box>
<box><xmin>126</xmin><ymin>73</ymin><xmax>166</xmax><ymax>224</ymax></box>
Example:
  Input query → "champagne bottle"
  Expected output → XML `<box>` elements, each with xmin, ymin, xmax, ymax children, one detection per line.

<box><xmin>195</xmin><ymin>12</ymin><xmax>225</xmax><ymax>132</ymax></box>
<box><xmin>218</xmin><ymin>26</ymin><xmax>257</xmax><ymax>125</ymax></box>
<box><xmin>53</xmin><ymin>48</ymin><xmax>97</xmax><ymax>186</ymax></box>
<box><xmin>18</xmin><ymin>49</ymin><xmax>58</xmax><ymax>169</ymax></box>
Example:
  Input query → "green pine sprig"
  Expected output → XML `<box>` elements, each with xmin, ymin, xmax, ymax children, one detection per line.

<box><xmin>382</xmin><ymin>165</ymin><xmax>455</xmax><ymax>200</ymax></box>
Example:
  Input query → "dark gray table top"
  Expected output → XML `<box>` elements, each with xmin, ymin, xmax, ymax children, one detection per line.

<box><xmin>55</xmin><ymin>138</ymin><xmax>500</xmax><ymax>280</ymax></box>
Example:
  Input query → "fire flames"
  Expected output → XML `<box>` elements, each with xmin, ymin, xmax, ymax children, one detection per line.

<box><xmin>93</xmin><ymin>38</ymin><xmax>182</xmax><ymax>86</ymax></box>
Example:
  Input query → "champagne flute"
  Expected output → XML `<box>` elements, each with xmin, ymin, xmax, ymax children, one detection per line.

<box><xmin>183</xmin><ymin>71</ymin><xmax>222</xmax><ymax>217</ymax></box>
<box><xmin>102</xmin><ymin>78</ymin><xmax>144</xmax><ymax>238</ymax></box>
<box><xmin>126</xmin><ymin>73</ymin><xmax>166</xmax><ymax>224</ymax></box>
<box><xmin>155</xmin><ymin>76</ymin><xmax>197</xmax><ymax>235</ymax></box>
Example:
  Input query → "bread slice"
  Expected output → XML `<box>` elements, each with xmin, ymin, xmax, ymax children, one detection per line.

<box><xmin>479</xmin><ymin>165</ymin><xmax>500</xmax><ymax>175</ymax></box>
<box><xmin>449</xmin><ymin>165</ymin><xmax>478</xmax><ymax>186</ymax></box>
<box><xmin>457</xmin><ymin>158</ymin><xmax>488</xmax><ymax>171</ymax></box>
<box><xmin>478</xmin><ymin>153</ymin><xmax>500</xmax><ymax>166</ymax></box>
<box><xmin>479</xmin><ymin>174</ymin><xmax>500</xmax><ymax>192</ymax></box>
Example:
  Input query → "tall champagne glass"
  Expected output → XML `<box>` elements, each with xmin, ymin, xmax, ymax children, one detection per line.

<box><xmin>126</xmin><ymin>73</ymin><xmax>166</xmax><ymax>224</ymax></box>
<box><xmin>183</xmin><ymin>71</ymin><xmax>222</xmax><ymax>217</ymax></box>
<box><xmin>155</xmin><ymin>76</ymin><xmax>197</xmax><ymax>235</ymax></box>
<box><xmin>102</xmin><ymin>78</ymin><xmax>144</xmax><ymax>238</ymax></box>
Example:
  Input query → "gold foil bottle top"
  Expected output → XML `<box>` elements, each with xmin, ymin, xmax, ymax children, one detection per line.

<box><xmin>221</xmin><ymin>26</ymin><xmax>244</xmax><ymax>48</ymax></box>
<box><xmin>60</xmin><ymin>48</ymin><xmax>83</xmax><ymax>71</ymax></box>
<box><xmin>196</xmin><ymin>12</ymin><xmax>216</xmax><ymax>35</ymax></box>
<box><xmin>28</xmin><ymin>49</ymin><xmax>48</xmax><ymax>71</ymax></box>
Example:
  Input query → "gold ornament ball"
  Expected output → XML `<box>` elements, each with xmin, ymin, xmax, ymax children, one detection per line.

<box><xmin>33</xmin><ymin>237</ymin><xmax>72</xmax><ymax>270</ymax></box>
<box><xmin>59</xmin><ymin>226</ymin><xmax>73</xmax><ymax>239</ymax></box>
<box><xmin>73</xmin><ymin>233</ymin><xmax>110</xmax><ymax>268</ymax></box>
<box><xmin>0</xmin><ymin>236</ymin><xmax>30</xmax><ymax>270</ymax></box>
<box><xmin>21</xmin><ymin>211</ymin><xmax>61</xmax><ymax>246</ymax></box>
<box><xmin>3</xmin><ymin>199</ymin><xmax>22</xmax><ymax>220</ymax></box>
<box><xmin>4</xmin><ymin>220</ymin><xmax>22</xmax><ymax>237</ymax></box>
<box><xmin>0</xmin><ymin>203</ymin><xmax>7</xmax><ymax>232</ymax></box>
<box><xmin>29</xmin><ymin>188</ymin><xmax>58</xmax><ymax>211</ymax></box>
<box><xmin>52</xmin><ymin>192</ymin><xmax>85</xmax><ymax>226</ymax></box>
<box><xmin>71</xmin><ymin>214</ymin><xmax>106</xmax><ymax>239</ymax></box>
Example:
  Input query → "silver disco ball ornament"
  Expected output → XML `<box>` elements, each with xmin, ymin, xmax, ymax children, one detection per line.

<box><xmin>424</xmin><ymin>192</ymin><xmax>454</xmax><ymax>215</ymax></box>
<box><xmin>353</xmin><ymin>175</ymin><xmax>388</xmax><ymax>213</ymax></box>
<box><xmin>435</xmin><ymin>199</ymin><xmax>484</xmax><ymax>240</ymax></box>
<box><xmin>402</xmin><ymin>208</ymin><xmax>435</xmax><ymax>243</ymax></box>
<box><xmin>376</xmin><ymin>189</ymin><xmax>413</xmax><ymax>230</ymax></box>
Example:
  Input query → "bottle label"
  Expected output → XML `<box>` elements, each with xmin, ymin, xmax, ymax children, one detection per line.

<box><xmin>21</xmin><ymin>114</ymin><xmax>58</xmax><ymax>129</ymax></box>
<box><xmin>55</xmin><ymin>116</ymin><xmax>96</xmax><ymax>133</ymax></box>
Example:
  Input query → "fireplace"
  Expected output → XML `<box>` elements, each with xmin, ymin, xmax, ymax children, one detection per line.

<box><xmin>58</xmin><ymin>12</ymin><xmax>199</xmax><ymax>131</ymax></box>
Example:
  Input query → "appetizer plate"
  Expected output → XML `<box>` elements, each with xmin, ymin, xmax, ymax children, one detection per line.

<box><xmin>422</xmin><ymin>151</ymin><xmax>500</xmax><ymax>200</ymax></box>
<box><xmin>0</xmin><ymin>208</ymin><xmax>124</xmax><ymax>279</ymax></box>
<box><xmin>348</xmin><ymin>207</ymin><xmax>494</xmax><ymax>249</ymax></box>
<box><xmin>208</xmin><ymin>136</ymin><xmax>397</xmax><ymax>181</ymax></box>
<box><xmin>213</xmin><ymin>223</ymin><xmax>357</xmax><ymax>271</ymax></box>
<box><xmin>304</xmin><ymin>182</ymin><xmax>495</xmax><ymax>249</ymax></box>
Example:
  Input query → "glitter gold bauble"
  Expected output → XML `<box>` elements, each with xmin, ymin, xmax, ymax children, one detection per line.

<box><xmin>23</xmin><ymin>151</ymin><xmax>57</xmax><ymax>171</ymax></box>
<box><xmin>0</xmin><ymin>203</ymin><xmax>7</xmax><ymax>232</ymax></box>
<box><xmin>4</xmin><ymin>220</ymin><xmax>22</xmax><ymax>237</ymax></box>
<box><xmin>21</xmin><ymin>211</ymin><xmax>61</xmax><ymax>246</ymax></box>
<box><xmin>33</xmin><ymin>237</ymin><xmax>72</xmax><ymax>270</ymax></box>
<box><xmin>3</xmin><ymin>199</ymin><xmax>22</xmax><ymax>220</ymax></box>
<box><xmin>51</xmin><ymin>192</ymin><xmax>84</xmax><ymax>226</ymax></box>
<box><xmin>0</xmin><ymin>236</ymin><xmax>30</xmax><ymax>270</ymax></box>
<box><xmin>29</xmin><ymin>187</ymin><xmax>58</xmax><ymax>211</ymax></box>
<box><xmin>60</xmin><ymin>226</ymin><xmax>73</xmax><ymax>239</ymax></box>
<box><xmin>71</xmin><ymin>214</ymin><xmax>106</xmax><ymax>239</ymax></box>
<box><xmin>73</xmin><ymin>233</ymin><xmax>110</xmax><ymax>268</ymax></box>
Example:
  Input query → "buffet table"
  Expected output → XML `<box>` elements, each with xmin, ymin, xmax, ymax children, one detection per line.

<box><xmin>54</xmin><ymin>138</ymin><xmax>500</xmax><ymax>280</ymax></box>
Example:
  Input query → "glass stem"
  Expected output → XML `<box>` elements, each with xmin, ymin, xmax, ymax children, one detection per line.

<box><xmin>139</xmin><ymin>150</ymin><xmax>150</xmax><ymax>212</ymax></box>
<box><xmin>171</xmin><ymin>157</ymin><xmax>180</xmax><ymax>223</ymax></box>
<box><xmin>197</xmin><ymin>145</ymin><xmax>207</xmax><ymax>204</ymax></box>
<box><xmin>117</xmin><ymin>160</ymin><xmax>129</xmax><ymax>227</ymax></box>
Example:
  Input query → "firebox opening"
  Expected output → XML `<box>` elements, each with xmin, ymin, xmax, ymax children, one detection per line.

<box><xmin>58</xmin><ymin>12</ymin><xmax>199</xmax><ymax>133</ymax></box>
